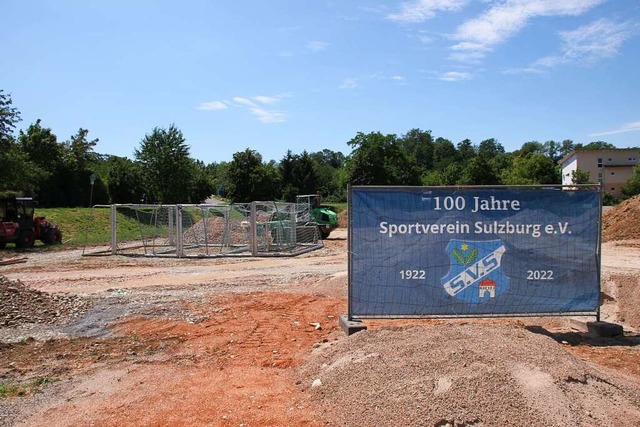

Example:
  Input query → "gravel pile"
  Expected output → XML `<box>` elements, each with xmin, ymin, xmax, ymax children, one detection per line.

<box><xmin>302</xmin><ymin>324</ymin><xmax>640</xmax><ymax>426</ymax></box>
<box><xmin>183</xmin><ymin>217</ymin><xmax>249</xmax><ymax>245</ymax></box>
<box><xmin>602</xmin><ymin>195</ymin><xmax>640</xmax><ymax>241</ymax></box>
<box><xmin>0</xmin><ymin>275</ymin><xmax>91</xmax><ymax>327</ymax></box>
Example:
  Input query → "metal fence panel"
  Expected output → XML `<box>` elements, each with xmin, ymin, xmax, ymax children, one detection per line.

<box><xmin>83</xmin><ymin>202</ymin><xmax>323</xmax><ymax>258</ymax></box>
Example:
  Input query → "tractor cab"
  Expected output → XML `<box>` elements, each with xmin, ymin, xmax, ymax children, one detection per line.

<box><xmin>0</xmin><ymin>197</ymin><xmax>36</xmax><ymax>229</ymax></box>
<box><xmin>0</xmin><ymin>197</ymin><xmax>62</xmax><ymax>248</ymax></box>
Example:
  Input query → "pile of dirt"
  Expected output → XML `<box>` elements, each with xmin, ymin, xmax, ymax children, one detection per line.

<box><xmin>337</xmin><ymin>210</ymin><xmax>347</xmax><ymax>228</ymax></box>
<box><xmin>0</xmin><ymin>275</ymin><xmax>91</xmax><ymax>327</ymax></box>
<box><xmin>182</xmin><ymin>217</ymin><xmax>249</xmax><ymax>245</ymax></box>
<box><xmin>301</xmin><ymin>324</ymin><xmax>640</xmax><ymax>426</ymax></box>
<box><xmin>602</xmin><ymin>195</ymin><xmax>640</xmax><ymax>241</ymax></box>
<box><xmin>609</xmin><ymin>273</ymin><xmax>640</xmax><ymax>329</ymax></box>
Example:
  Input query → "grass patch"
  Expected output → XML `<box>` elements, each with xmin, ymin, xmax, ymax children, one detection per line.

<box><xmin>0</xmin><ymin>376</ymin><xmax>58</xmax><ymax>398</ymax></box>
<box><xmin>0</xmin><ymin>383</ymin><xmax>21</xmax><ymax>397</ymax></box>
<box><xmin>2</xmin><ymin>202</ymin><xmax>345</xmax><ymax>250</ymax></box>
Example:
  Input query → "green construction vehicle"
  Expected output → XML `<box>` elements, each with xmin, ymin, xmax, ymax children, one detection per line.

<box><xmin>296</xmin><ymin>194</ymin><xmax>339</xmax><ymax>239</ymax></box>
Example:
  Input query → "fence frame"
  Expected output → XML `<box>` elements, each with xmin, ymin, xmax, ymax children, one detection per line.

<box><xmin>82</xmin><ymin>202</ymin><xmax>323</xmax><ymax>258</ymax></box>
<box><xmin>348</xmin><ymin>184</ymin><xmax>603</xmax><ymax>320</ymax></box>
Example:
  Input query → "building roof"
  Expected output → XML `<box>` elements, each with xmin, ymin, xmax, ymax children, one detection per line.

<box><xmin>558</xmin><ymin>148</ymin><xmax>640</xmax><ymax>166</ymax></box>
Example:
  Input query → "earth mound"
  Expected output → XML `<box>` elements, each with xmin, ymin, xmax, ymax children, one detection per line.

<box><xmin>602</xmin><ymin>195</ymin><xmax>640</xmax><ymax>241</ymax></box>
<box><xmin>301</xmin><ymin>324</ymin><xmax>640</xmax><ymax>426</ymax></box>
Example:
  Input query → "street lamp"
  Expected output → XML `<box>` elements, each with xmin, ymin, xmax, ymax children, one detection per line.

<box><xmin>89</xmin><ymin>173</ymin><xmax>96</xmax><ymax>207</ymax></box>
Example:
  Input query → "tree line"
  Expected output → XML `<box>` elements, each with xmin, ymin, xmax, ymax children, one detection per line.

<box><xmin>1</xmin><ymin>89</ymin><xmax>638</xmax><ymax>207</ymax></box>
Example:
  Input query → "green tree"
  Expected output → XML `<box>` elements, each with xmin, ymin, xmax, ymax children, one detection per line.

<box><xmin>432</xmin><ymin>137</ymin><xmax>458</xmax><ymax>169</ymax></box>
<box><xmin>66</xmin><ymin>128</ymin><xmax>98</xmax><ymax>170</ymax></box>
<box><xmin>460</xmin><ymin>156</ymin><xmax>501</xmax><ymax>185</ymax></box>
<box><xmin>107</xmin><ymin>156</ymin><xmax>145</xmax><ymax>203</ymax></box>
<box><xmin>346</xmin><ymin>131</ymin><xmax>421</xmax><ymax>186</ymax></box>
<box><xmin>0</xmin><ymin>143</ymin><xmax>41</xmax><ymax>195</ymax></box>
<box><xmin>206</xmin><ymin>161</ymin><xmax>230</xmax><ymax>198</ymax></box>
<box><xmin>0</xmin><ymin>92</ymin><xmax>40</xmax><ymax>194</ymax></box>
<box><xmin>18</xmin><ymin>120</ymin><xmax>63</xmax><ymax>172</ymax></box>
<box><xmin>63</xmin><ymin>128</ymin><xmax>105</xmax><ymax>206</ymax></box>
<box><xmin>582</xmin><ymin>141</ymin><xmax>616</xmax><ymax>150</ymax></box>
<box><xmin>310</xmin><ymin>149</ymin><xmax>345</xmax><ymax>169</ymax></box>
<box><xmin>477</xmin><ymin>138</ymin><xmax>505</xmax><ymax>159</ymax></box>
<box><xmin>501</xmin><ymin>153</ymin><xmax>560</xmax><ymax>185</ymax></box>
<box><xmin>17</xmin><ymin>120</ymin><xmax>70</xmax><ymax>206</ymax></box>
<box><xmin>190</xmin><ymin>159</ymin><xmax>215</xmax><ymax>203</ymax></box>
<box><xmin>0</xmin><ymin>90</ymin><xmax>21</xmax><ymax>147</ymax></box>
<box><xmin>517</xmin><ymin>141</ymin><xmax>544</xmax><ymax>157</ymax></box>
<box><xmin>542</xmin><ymin>140</ymin><xmax>574</xmax><ymax>162</ymax></box>
<box><xmin>457</xmin><ymin>139</ymin><xmax>476</xmax><ymax>162</ymax></box>
<box><xmin>571</xmin><ymin>168</ymin><xmax>592</xmax><ymax>184</ymax></box>
<box><xmin>622</xmin><ymin>164</ymin><xmax>640</xmax><ymax>197</ymax></box>
<box><xmin>422</xmin><ymin>163</ymin><xmax>463</xmax><ymax>186</ymax></box>
<box><xmin>226</xmin><ymin>148</ymin><xmax>280</xmax><ymax>202</ymax></box>
<box><xmin>279</xmin><ymin>150</ymin><xmax>318</xmax><ymax>202</ymax></box>
<box><xmin>134</xmin><ymin>125</ymin><xmax>194</xmax><ymax>203</ymax></box>
<box><xmin>400</xmin><ymin>128</ymin><xmax>434</xmax><ymax>170</ymax></box>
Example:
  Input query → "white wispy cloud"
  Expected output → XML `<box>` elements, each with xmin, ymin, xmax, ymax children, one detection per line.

<box><xmin>278</xmin><ymin>51</ymin><xmax>293</xmax><ymax>57</ymax></box>
<box><xmin>502</xmin><ymin>66</ymin><xmax>546</xmax><ymax>75</ymax></box>
<box><xmin>391</xmin><ymin>75</ymin><xmax>410</xmax><ymax>85</ymax></box>
<box><xmin>199</xmin><ymin>96</ymin><xmax>287</xmax><ymax>124</ymax></box>
<box><xmin>589</xmin><ymin>121</ymin><xmax>640</xmax><ymax>137</ymax></box>
<box><xmin>451</xmin><ymin>0</ymin><xmax>603</xmax><ymax>62</ymax></box>
<box><xmin>233</xmin><ymin>96</ymin><xmax>286</xmax><ymax>124</ymax></box>
<box><xmin>232</xmin><ymin>97</ymin><xmax>256</xmax><ymax>108</ymax></box>
<box><xmin>307</xmin><ymin>41</ymin><xmax>329</xmax><ymax>52</ymax></box>
<box><xmin>504</xmin><ymin>18</ymin><xmax>638</xmax><ymax>73</ymax></box>
<box><xmin>339</xmin><ymin>73</ymin><xmax>410</xmax><ymax>89</ymax></box>
<box><xmin>439</xmin><ymin>71</ymin><xmax>471</xmax><ymax>81</ymax></box>
<box><xmin>196</xmin><ymin>101</ymin><xmax>228</xmax><ymax>111</ymax></box>
<box><xmin>340</xmin><ymin>78</ymin><xmax>359</xmax><ymax>90</ymax></box>
<box><xmin>536</xmin><ymin>19</ymin><xmax>638</xmax><ymax>67</ymax></box>
<box><xmin>253</xmin><ymin>96</ymin><xmax>281</xmax><ymax>105</ymax></box>
<box><xmin>388</xmin><ymin>0</ymin><xmax>468</xmax><ymax>23</ymax></box>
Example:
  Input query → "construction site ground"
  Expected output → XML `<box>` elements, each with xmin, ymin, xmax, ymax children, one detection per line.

<box><xmin>1</xmin><ymin>223</ymin><xmax>640</xmax><ymax>426</ymax></box>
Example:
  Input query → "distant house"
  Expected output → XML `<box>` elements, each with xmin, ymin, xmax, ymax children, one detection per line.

<box><xmin>559</xmin><ymin>148</ymin><xmax>639</xmax><ymax>197</ymax></box>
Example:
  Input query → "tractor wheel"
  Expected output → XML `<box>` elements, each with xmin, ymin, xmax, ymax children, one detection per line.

<box><xmin>47</xmin><ymin>229</ymin><xmax>62</xmax><ymax>245</ymax></box>
<box><xmin>16</xmin><ymin>230</ymin><xmax>35</xmax><ymax>248</ymax></box>
<box><xmin>319</xmin><ymin>227</ymin><xmax>331</xmax><ymax>240</ymax></box>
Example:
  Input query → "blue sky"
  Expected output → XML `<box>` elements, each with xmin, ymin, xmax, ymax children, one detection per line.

<box><xmin>3</xmin><ymin>0</ymin><xmax>639</xmax><ymax>164</ymax></box>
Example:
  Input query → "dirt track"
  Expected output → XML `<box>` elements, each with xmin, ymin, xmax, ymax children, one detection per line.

<box><xmin>1</xmin><ymin>229</ymin><xmax>640</xmax><ymax>426</ymax></box>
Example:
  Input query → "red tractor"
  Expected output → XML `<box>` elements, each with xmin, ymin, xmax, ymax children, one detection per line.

<box><xmin>0</xmin><ymin>197</ymin><xmax>62</xmax><ymax>249</ymax></box>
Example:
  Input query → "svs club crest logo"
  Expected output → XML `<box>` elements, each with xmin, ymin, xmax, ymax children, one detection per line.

<box><xmin>441</xmin><ymin>239</ymin><xmax>509</xmax><ymax>304</ymax></box>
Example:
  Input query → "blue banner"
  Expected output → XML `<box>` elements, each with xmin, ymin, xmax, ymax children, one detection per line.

<box><xmin>349</xmin><ymin>187</ymin><xmax>601</xmax><ymax>317</ymax></box>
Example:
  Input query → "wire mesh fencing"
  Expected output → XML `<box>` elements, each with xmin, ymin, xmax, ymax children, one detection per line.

<box><xmin>82</xmin><ymin>202</ymin><xmax>323</xmax><ymax>258</ymax></box>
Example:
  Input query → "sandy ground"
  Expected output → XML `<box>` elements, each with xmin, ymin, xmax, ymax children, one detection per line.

<box><xmin>1</xmin><ymin>229</ymin><xmax>639</xmax><ymax>426</ymax></box>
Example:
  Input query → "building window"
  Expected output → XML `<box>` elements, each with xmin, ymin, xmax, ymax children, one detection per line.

<box><xmin>597</xmin><ymin>158</ymin><xmax>602</xmax><ymax>168</ymax></box>
<box><xmin>611</xmin><ymin>172</ymin><xmax>615</xmax><ymax>175</ymax></box>
<box><xmin>611</xmin><ymin>187</ymin><xmax>615</xmax><ymax>191</ymax></box>
<box><xmin>608</xmin><ymin>158</ymin><xmax>612</xmax><ymax>161</ymax></box>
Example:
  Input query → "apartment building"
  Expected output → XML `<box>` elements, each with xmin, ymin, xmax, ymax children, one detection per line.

<box><xmin>559</xmin><ymin>148</ymin><xmax>639</xmax><ymax>197</ymax></box>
